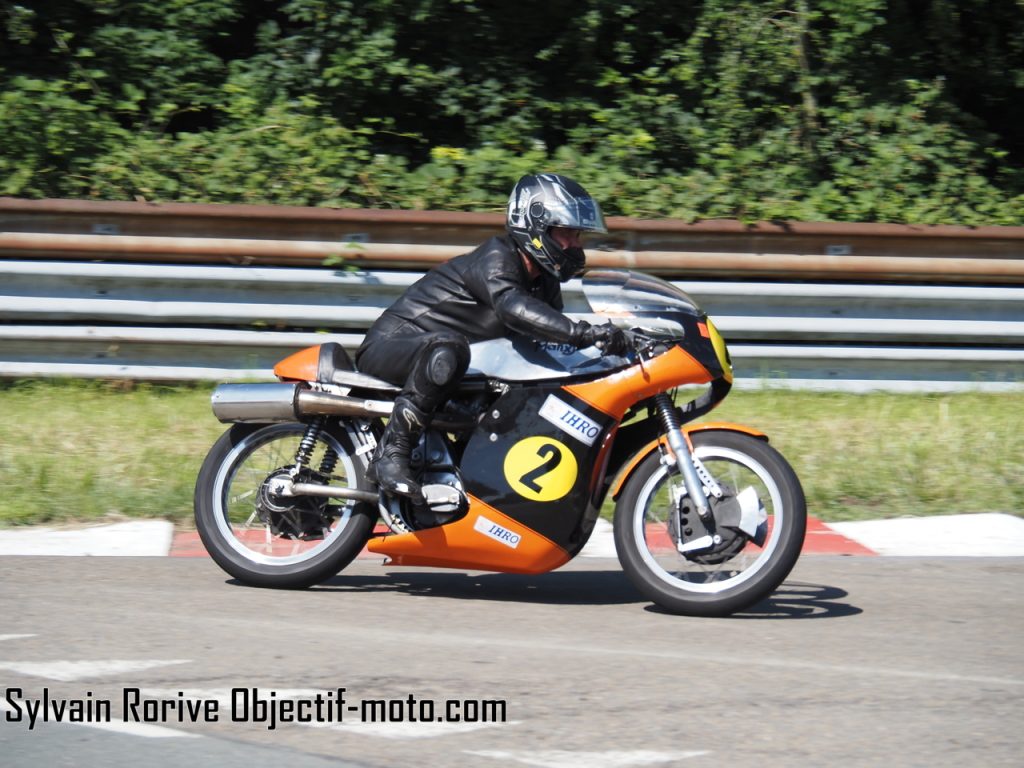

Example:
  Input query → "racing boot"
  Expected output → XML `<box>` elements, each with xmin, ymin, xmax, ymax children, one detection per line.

<box><xmin>367</xmin><ymin>397</ymin><xmax>429</xmax><ymax>500</ymax></box>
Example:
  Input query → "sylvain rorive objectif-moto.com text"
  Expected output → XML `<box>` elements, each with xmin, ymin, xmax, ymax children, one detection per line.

<box><xmin>4</xmin><ymin>687</ymin><xmax>507</xmax><ymax>731</ymax></box>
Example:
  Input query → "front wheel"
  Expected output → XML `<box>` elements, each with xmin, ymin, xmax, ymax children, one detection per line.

<box><xmin>194</xmin><ymin>421</ymin><xmax>376</xmax><ymax>588</ymax></box>
<box><xmin>614</xmin><ymin>430</ymin><xmax>806</xmax><ymax>616</ymax></box>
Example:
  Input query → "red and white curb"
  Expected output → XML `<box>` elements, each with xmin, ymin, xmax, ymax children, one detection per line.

<box><xmin>1</xmin><ymin>513</ymin><xmax>1022</xmax><ymax>557</ymax></box>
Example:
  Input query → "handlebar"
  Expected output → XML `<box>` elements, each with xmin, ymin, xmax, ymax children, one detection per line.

<box><xmin>621</xmin><ymin>328</ymin><xmax>671</xmax><ymax>359</ymax></box>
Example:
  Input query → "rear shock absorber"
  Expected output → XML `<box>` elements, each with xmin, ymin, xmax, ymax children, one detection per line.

<box><xmin>654</xmin><ymin>393</ymin><xmax>710</xmax><ymax>519</ymax></box>
<box><xmin>318</xmin><ymin>448</ymin><xmax>339</xmax><ymax>477</ymax></box>
<box><xmin>293</xmin><ymin>416</ymin><xmax>326</xmax><ymax>473</ymax></box>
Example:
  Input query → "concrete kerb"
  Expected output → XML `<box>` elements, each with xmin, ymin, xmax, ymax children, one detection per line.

<box><xmin>1</xmin><ymin>513</ymin><xmax>1022</xmax><ymax>558</ymax></box>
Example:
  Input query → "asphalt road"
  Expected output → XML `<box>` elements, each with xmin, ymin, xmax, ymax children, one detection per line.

<box><xmin>1</xmin><ymin>555</ymin><xmax>1021</xmax><ymax>768</ymax></box>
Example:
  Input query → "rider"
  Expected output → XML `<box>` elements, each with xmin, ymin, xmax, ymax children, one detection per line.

<box><xmin>355</xmin><ymin>173</ymin><xmax>627</xmax><ymax>500</ymax></box>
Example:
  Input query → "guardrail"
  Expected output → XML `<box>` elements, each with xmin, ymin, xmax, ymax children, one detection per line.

<box><xmin>2</xmin><ymin>260</ymin><xmax>1022</xmax><ymax>391</ymax></box>
<box><xmin>1</xmin><ymin>199</ymin><xmax>1023</xmax><ymax>391</ymax></box>
<box><xmin>4</xmin><ymin>196</ymin><xmax>1024</xmax><ymax>281</ymax></box>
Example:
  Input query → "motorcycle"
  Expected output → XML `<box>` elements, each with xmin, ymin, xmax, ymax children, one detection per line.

<box><xmin>194</xmin><ymin>269</ymin><xmax>806</xmax><ymax>617</ymax></box>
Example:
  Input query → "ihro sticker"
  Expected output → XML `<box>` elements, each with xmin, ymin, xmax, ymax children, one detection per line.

<box><xmin>473</xmin><ymin>515</ymin><xmax>522</xmax><ymax>549</ymax></box>
<box><xmin>538</xmin><ymin>395</ymin><xmax>600</xmax><ymax>446</ymax></box>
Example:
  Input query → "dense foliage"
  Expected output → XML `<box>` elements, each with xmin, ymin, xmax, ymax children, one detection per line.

<box><xmin>2</xmin><ymin>0</ymin><xmax>1022</xmax><ymax>223</ymax></box>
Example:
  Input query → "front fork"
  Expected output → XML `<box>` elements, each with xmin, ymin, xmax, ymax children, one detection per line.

<box><xmin>654</xmin><ymin>394</ymin><xmax>723</xmax><ymax>554</ymax></box>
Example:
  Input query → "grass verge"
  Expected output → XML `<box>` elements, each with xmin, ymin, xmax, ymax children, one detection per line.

<box><xmin>0</xmin><ymin>379</ymin><xmax>1021</xmax><ymax>526</ymax></box>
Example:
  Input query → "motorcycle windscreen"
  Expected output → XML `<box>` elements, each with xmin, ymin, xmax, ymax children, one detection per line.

<box><xmin>582</xmin><ymin>269</ymin><xmax>705</xmax><ymax>318</ymax></box>
<box><xmin>465</xmin><ymin>270</ymin><xmax>703</xmax><ymax>382</ymax></box>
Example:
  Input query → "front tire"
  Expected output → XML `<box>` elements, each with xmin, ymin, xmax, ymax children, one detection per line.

<box><xmin>614</xmin><ymin>430</ymin><xmax>806</xmax><ymax>616</ymax></box>
<box><xmin>194</xmin><ymin>422</ymin><xmax>376</xmax><ymax>588</ymax></box>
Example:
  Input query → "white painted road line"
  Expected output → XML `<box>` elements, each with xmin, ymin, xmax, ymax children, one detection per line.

<box><xmin>0</xmin><ymin>700</ymin><xmax>200</xmax><ymax>739</ymax></box>
<box><xmin>139</xmin><ymin>688</ymin><xmax>328</xmax><ymax>707</ymax></box>
<box><xmin>0</xmin><ymin>520</ymin><xmax>173</xmax><ymax>556</ymax></box>
<box><xmin>329</xmin><ymin>720</ymin><xmax>517</xmax><ymax>739</ymax></box>
<box><xmin>0</xmin><ymin>634</ymin><xmax>37</xmax><ymax>642</ymax></box>
<box><xmin>467</xmin><ymin>750</ymin><xmax>711</xmax><ymax>767</ymax></box>
<box><xmin>62</xmin><ymin>718</ymin><xmax>202</xmax><ymax>739</ymax></box>
<box><xmin>0</xmin><ymin>659</ymin><xmax>191</xmax><ymax>682</ymax></box>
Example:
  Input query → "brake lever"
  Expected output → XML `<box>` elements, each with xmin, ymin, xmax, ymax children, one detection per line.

<box><xmin>625</xmin><ymin>329</ymin><xmax>657</xmax><ymax>359</ymax></box>
<box><xmin>596</xmin><ymin>328</ymin><xmax>657</xmax><ymax>360</ymax></box>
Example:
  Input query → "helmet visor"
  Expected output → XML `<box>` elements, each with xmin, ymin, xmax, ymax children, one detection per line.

<box><xmin>545</xmin><ymin>194</ymin><xmax>607</xmax><ymax>234</ymax></box>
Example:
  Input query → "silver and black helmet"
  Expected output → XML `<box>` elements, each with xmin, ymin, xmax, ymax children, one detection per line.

<box><xmin>506</xmin><ymin>173</ymin><xmax>607</xmax><ymax>281</ymax></box>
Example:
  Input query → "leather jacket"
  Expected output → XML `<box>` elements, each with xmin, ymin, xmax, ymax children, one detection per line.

<box><xmin>358</xmin><ymin>236</ymin><xmax>577</xmax><ymax>349</ymax></box>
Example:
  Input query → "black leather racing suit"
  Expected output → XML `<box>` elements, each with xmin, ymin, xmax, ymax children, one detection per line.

<box><xmin>355</xmin><ymin>235</ymin><xmax>582</xmax><ymax>411</ymax></box>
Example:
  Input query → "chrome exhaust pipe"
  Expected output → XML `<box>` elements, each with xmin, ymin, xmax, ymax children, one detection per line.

<box><xmin>211</xmin><ymin>383</ymin><xmax>393</xmax><ymax>423</ymax></box>
<box><xmin>296</xmin><ymin>389</ymin><xmax>393</xmax><ymax>419</ymax></box>
<box><xmin>211</xmin><ymin>383</ymin><xmax>301</xmax><ymax>423</ymax></box>
<box><xmin>211</xmin><ymin>383</ymin><xmax>474</xmax><ymax>430</ymax></box>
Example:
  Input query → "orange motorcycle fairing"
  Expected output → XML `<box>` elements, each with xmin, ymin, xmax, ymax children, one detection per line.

<box><xmin>564</xmin><ymin>345</ymin><xmax>712</xmax><ymax>420</ymax></box>
<box><xmin>366</xmin><ymin>495</ymin><xmax>571</xmax><ymax>575</ymax></box>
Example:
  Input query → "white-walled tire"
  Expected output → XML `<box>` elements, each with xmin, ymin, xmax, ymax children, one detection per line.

<box><xmin>194</xmin><ymin>422</ymin><xmax>375</xmax><ymax>588</ymax></box>
<box><xmin>614</xmin><ymin>430</ymin><xmax>806</xmax><ymax>616</ymax></box>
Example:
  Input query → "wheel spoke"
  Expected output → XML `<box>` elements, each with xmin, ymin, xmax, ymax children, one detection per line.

<box><xmin>210</xmin><ymin>424</ymin><xmax>362</xmax><ymax>567</ymax></box>
<box><xmin>231</xmin><ymin>488</ymin><xmax>257</xmax><ymax>504</ymax></box>
<box><xmin>622</xmin><ymin>437</ymin><xmax>798</xmax><ymax>602</ymax></box>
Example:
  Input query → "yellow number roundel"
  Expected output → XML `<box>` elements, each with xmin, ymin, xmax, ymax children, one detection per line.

<box><xmin>503</xmin><ymin>436</ymin><xmax>578</xmax><ymax>502</ymax></box>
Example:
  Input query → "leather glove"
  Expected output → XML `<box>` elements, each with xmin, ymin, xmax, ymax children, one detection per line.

<box><xmin>570</xmin><ymin>321</ymin><xmax>630</xmax><ymax>356</ymax></box>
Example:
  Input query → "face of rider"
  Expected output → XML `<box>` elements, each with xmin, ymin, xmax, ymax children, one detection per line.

<box><xmin>549</xmin><ymin>226</ymin><xmax>587</xmax><ymax>279</ymax></box>
<box><xmin>550</xmin><ymin>227</ymin><xmax>583</xmax><ymax>250</ymax></box>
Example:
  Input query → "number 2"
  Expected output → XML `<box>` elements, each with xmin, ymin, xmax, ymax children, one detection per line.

<box><xmin>519</xmin><ymin>443</ymin><xmax>562</xmax><ymax>492</ymax></box>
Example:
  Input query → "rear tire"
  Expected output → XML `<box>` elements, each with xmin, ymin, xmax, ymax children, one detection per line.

<box><xmin>614</xmin><ymin>430</ymin><xmax>806</xmax><ymax>616</ymax></box>
<box><xmin>194</xmin><ymin>422</ymin><xmax>375</xmax><ymax>588</ymax></box>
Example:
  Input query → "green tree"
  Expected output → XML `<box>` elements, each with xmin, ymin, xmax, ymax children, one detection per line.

<box><xmin>1</xmin><ymin>0</ymin><xmax>1020</xmax><ymax>223</ymax></box>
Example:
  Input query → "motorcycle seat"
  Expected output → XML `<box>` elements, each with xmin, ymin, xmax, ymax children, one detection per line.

<box><xmin>318</xmin><ymin>342</ymin><xmax>401</xmax><ymax>394</ymax></box>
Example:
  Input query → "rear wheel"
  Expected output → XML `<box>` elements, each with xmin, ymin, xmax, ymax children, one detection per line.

<box><xmin>194</xmin><ymin>422</ymin><xmax>375</xmax><ymax>588</ymax></box>
<box><xmin>614</xmin><ymin>430</ymin><xmax>806</xmax><ymax>616</ymax></box>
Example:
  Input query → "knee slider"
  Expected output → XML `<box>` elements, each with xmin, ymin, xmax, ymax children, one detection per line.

<box><xmin>425</xmin><ymin>344</ymin><xmax>464</xmax><ymax>387</ymax></box>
